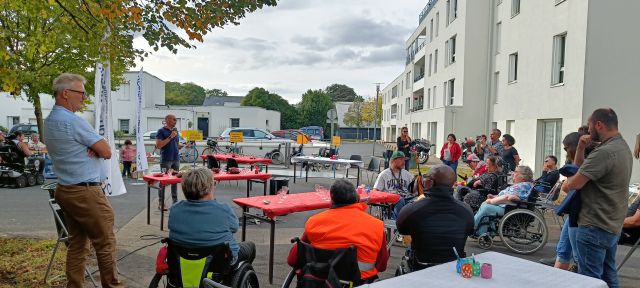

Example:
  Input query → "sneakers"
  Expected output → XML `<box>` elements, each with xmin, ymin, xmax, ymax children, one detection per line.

<box><xmin>538</xmin><ymin>257</ymin><xmax>556</xmax><ymax>267</ymax></box>
<box><xmin>568</xmin><ymin>263</ymin><xmax>578</xmax><ymax>273</ymax></box>
<box><xmin>396</xmin><ymin>235</ymin><xmax>404</xmax><ymax>242</ymax></box>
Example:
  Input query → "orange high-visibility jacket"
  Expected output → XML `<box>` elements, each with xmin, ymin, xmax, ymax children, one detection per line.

<box><xmin>305</xmin><ymin>203</ymin><xmax>385</xmax><ymax>279</ymax></box>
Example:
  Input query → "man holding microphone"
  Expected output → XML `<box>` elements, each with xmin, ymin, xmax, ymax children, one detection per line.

<box><xmin>156</xmin><ymin>114</ymin><xmax>182</xmax><ymax>210</ymax></box>
<box><xmin>45</xmin><ymin>73</ymin><xmax>123</xmax><ymax>287</ymax></box>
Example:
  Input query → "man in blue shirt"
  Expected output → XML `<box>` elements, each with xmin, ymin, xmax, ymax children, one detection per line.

<box><xmin>44</xmin><ymin>73</ymin><xmax>123</xmax><ymax>287</ymax></box>
<box><xmin>169</xmin><ymin>167</ymin><xmax>255</xmax><ymax>265</ymax></box>
<box><xmin>155</xmin><ymin>114</ymin><xmax>182</xmax><ymax>210</ymax></box>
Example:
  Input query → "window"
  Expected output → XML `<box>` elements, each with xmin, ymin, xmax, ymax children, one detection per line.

<box><xmin>401</xmin><ymin>81</ymin><xmax>404</xmax><ymax>96</ymax></box>
<box><xmin>7</xmin><ymin>116</ymin><xmax>19</xmax><ymax>128</ymax></box>
<box><xmin>552</xmin><ymin>33</ymin><xmax>567</xmax><ymax>85</ymax></box>
<box><xmin>254</xmin><ymin>130</ymin><xmax>267</xmax><ymax>138</ymax></box>
<box><xmin>433</xmin><ymin>86</ymin><xmax>437</xmax><ymax>107</ymax></box>
<box><xmin>446</xmin><ymin>0</ymin><xmax>450</xmax><ymax>25</ymax></box>
<box><xmin>391</xmin><ymin>104</ymin><xmax>398</xmax><ymax>119</ymax></box>
<box><xmin>443</xmin><ymin>81</ymin><xmax>447</xmax><ymax>105</ymax></box>
<box><xmin>230</xmin><ymin>118</ymin><xmax>240</xmax><ymax>127</ymax></box>
<box><xmin>497</xmin><ymin>0</ymin><xmax>503</xmax><ymax>5</ymax></box>
<box><xmin>406</xmin><ymin>72</ymin><xmax>411</xmax><ymax>89</ymax></box>
<box><xmin>539</xmin><ymin>119</ymin><xmax>563</xmax><ymax>173</ymax></box>
<box><xmin>428</xmin><ymin>54</ymin><xmax>433</xmax><ymax>76</ymax></box>
<box><xmin>392</xmin><ymin>85</ymin><xmax>398</xmax><ymax>98</ymax></box>
<box><xmin>435</xmin><ymin>13</ymin><xmax>439</xmax><ymax>37</ymax></box>
<box><xmin>495</xmin><ymin>22</ymin><xmax>502</xmax><ymax>54</ymax></box>
<box><xmin>447</xmin><ymin>79</ymin><xmax>455</xmax><ymax>105</ymax></box>
<box><xmin>405</xmin><ymin>98</ymin><xmax>410</xmax><ymax>114</ymax></box>
<box><xmin>427</xmin><ymin>88</ymin><xmax>431</xmax><ymax>109</ymax></box>
<box><xmin>434</xmin><ymin>49</ymin><xmax>438</xmax><ymax>73</ymax></box>
<box><xmin>428</xmin><ymin>122</ymin><xmax>438</xmax><ymax>144</ymax></box>
<box><xmin>446</xmin><ymin>35</ymin><xmax>456</xmax><ymax>65</ymax></box>
<box><xmin>119</xmin><ymin>119</ymin><xmax>130</xmax><ymax>134</ymax></box>
<box><xmin>509</xmin><ymin>53</ymin><xmax>518</xmax><ymax>82</ymax></box>
<box><xmin>446</xmin><ymin>0</ymin><xmax>457</xmax><ymax>25</ymax></box>
<box><xmin>430</xmin><ymin>19</ymin><xmax>434</xmax><ymax>42</ymax></box>
<box><xmin>117</xmin><ymin>81</ymin><xmax>131</xmax><ymax>101</ymax></box>
<box><xmin>412</xmin><ymin>123</ymin><xmax>422</xmax><ymax>139</ymax></box>
<box><xmin>494</xmin><ymin>72</ymin><xmax>500</xmax><ymax>103</ymax></box>
<box><xmin>512</xmin><ymin>0</ymin><xmax>520</xmax><ymax>17</ymax></box>
<box><xmin>506</xmin><ymin>120</ymin><xmax>515</xmax><ymax>134</ymax></box>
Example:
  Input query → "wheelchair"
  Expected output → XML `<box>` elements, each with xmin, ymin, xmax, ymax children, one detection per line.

<box><xmin>149</xmin><ymin>238</ymin><xmax>259</xmax><ymax>288</ymax></box>
<box><xmin>0</xmin><ymin>142</ymin><xmax>45</xmax><ymax>188</ymax></box>
<box><xmin>281</xmin><ymin>237</ymin><xmax>373</xmax><ymax>288</ymax></box>
<box><xmin>474</xmin><ymin>182</ymin><xmax>549</xmax><ymax>254</ymax></box>
<box><xmin>395</xmin><ymin>248</ymin><xmax>456</xmax><ymax>276</ymax></box>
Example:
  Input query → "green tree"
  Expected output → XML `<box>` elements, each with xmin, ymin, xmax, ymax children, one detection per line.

<box><xmin>241</xmin><ymin>87</ymin><xmax>299</xmax><ymax>129</ymax></box>
<box><xmin>1</xmin><ymin>0</ymin><xmax>276</xmax><ymax>139</ymax></box>
<box><xmin>325</xmin><ymin>83</ymin><xmax>358</xmax><ymax>102</ymax></box>
<box><xmin>298</xmin><ymin>89</ymin><xmax>333</xmax><ymax>137</ymax></box>
<box><xmin>361</xmin><ymin>97</ymin><xmax>382</xmax><ymax>126</ymax></box>
<box><xmin>206</xmin><ymin>88</ymin><xmax>228</xmax><ymax>97</ymax></box>
<box><xmin>343</xmin><ymin>98</ymin><xmax>365</xmax><ymax>139</ymax></box>
<box><xmin>165</xmin><ymin>81</ymin><xmax>207</xmax><ymax>105</ymax></box>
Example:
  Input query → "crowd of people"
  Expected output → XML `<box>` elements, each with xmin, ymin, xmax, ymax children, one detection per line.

<box><xmin>39</xmin><ymin>72</ymin><xmax>639</xmax><ymax>288</ymax></box>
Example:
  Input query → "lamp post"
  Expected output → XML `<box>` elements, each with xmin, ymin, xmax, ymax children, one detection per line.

<box><xmin>372</xmin><ymin>83</ymin><xmax>382</xmax><ymax>156</ymax></box>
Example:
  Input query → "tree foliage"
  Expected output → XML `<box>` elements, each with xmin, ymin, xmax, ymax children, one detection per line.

<box><xmin>343</xmin><ymin>97</ymin><xmax>365</xmax><ymax>129</ymax></box>
<box><xmin>298</xmin><ymin>89</ymin><xmax>333</xmax><ymax>137</ymax></box>
<box><xmin>166</xmin><ymin>81</ymin><xmax>205</xmax><ymax>105</ymax></box>
<box><xmin>241</xmin><ymin>87</ymin><xmax>299</xmax><ymax>129</ymax></box>
<box><xmin>361</xmin><ymin>97</ymin><xmax>382</xmax><ymax>126</ymax></box>
<box><xmin>325</xmin><ymin>83</ymin><xmax>358</xmax><ymax>102</ymax></box>
<box><xmin>206</xmin><ymin>88</ymin><xmax>228</xmax><ymax>97</ymax></box>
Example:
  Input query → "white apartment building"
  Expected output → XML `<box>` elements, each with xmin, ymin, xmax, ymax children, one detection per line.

<box><xmin>1</xmin><ymin>71</ymin><xmax>280</xmax><ymax>139</ymax></box>
<box><xmin>383</xmin><ymin>0</ymin><xmax>640</xmax><ymax>182</ymax></box>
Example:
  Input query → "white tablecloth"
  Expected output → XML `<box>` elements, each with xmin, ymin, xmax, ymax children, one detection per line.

<box><xmin>291</xmin><ymin>156</ymin><xmax>363</xmax><ymax>166</ymax></box>
<box><xmin>364</xmin><ymin>252</ymin><xmax>607</xmax><ymax>288</ymax></box>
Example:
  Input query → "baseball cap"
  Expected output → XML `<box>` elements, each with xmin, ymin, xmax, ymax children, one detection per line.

<box><xmin>391</xmin><ymin>151</ymin><xmax>406</xmax><ymax>160</ymax></box>
<box><xmin>467</xmin><ymin>154</ymin><xmax>481</xmax><ymax>162</ymax></box>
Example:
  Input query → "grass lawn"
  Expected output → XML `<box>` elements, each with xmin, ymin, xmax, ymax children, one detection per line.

<box><xmin>0</xmin><ymin>237</ymin><xmax>66</xmax><ymax>288</ymax></box>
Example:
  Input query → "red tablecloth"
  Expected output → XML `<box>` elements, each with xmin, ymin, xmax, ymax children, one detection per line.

<box><xmin>233</xmin><ymin>190</ymin><xmax>400</xmax><ymax>219</ymax></box>
<box><xmin>143</xmin><ymin>170</ymin><xmax>272</xmax><ymax>186</ymax></box>
<box><xmin>200</xmin><ymin>153</ymin><xmax>272</xmax><ymax>165</ymax></box>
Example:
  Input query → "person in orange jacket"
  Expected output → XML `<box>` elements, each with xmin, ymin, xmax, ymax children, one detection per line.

<box><xmin>287</xmin><ymin>179</ymin><xmax>389</xmax><ymax>282</ymax></box>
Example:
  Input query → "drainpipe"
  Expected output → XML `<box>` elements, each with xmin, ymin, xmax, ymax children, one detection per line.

<box><xmin>484</xmin><ymin>0</ymin><xmax>497</xmax><ymax>132</ymax></box>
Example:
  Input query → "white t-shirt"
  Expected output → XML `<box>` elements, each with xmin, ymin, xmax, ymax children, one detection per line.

<box><xmin>373</xmin><ymin>168</ymin><xmax>414</xmax><ymax>197</ymax></box>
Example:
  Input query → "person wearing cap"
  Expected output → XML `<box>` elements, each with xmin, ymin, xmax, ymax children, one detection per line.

<box><xmin>374</xmin><ymin>151</ymin><xmax>415</xmax><ymax>219</ymax></box>
<box><xmin>287</xmin><ymin>179</ymin><xmax>389</xmax><ymax>283</ymax></box>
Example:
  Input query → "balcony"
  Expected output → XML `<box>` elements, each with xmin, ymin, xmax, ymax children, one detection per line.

<box><xmin>412</xmin><ymin>105</ymin><xmax>424</xmax><ymax>112</ymax></box>
<box><xmin>418</xmin><ymin>0</ymin><xmax>438</xmax><ymax>24</ymax></box>
<box><xmin>414</xmin><ymin>71</ymin><xmax>425</xmax><ymax>82</ymax></box>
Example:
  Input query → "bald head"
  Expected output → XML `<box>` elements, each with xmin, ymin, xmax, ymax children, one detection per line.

<box><xmin>427</xmin><ymin>164</ymin><xmax>456</xmax><ymax>187</ymax></box>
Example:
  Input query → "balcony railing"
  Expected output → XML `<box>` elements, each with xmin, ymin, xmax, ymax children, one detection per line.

<box><xmin>414</xmin><ymin>71</ymin><xmax>425</xmax><ymax>82</ymax></box>
<box><xmin>418</xmin><ymin>0</ymin><xmax>438</xmax><ymax>24</ymax></box>
<box><xmin>412</xmin><ymin>105</ymin><xmax>424</xmax><ymax>112</ymax></box>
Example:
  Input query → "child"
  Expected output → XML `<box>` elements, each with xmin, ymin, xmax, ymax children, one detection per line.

<box><xmin>120</xmin><ymin>140</ymin><xmax>136</xmax><ymax>178</ymax></box>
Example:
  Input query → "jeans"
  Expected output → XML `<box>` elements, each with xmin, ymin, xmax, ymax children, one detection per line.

<box><xmin>405</xmin><ymin>159</ymin><xmax>410</xmax><ymax>171</ymax></box>
<box><xmin>575</xmin><ymin>225</ymin><xmax>620</xmax><ymax>288</ymax></box>
<box><xmin>392</xmin><ymin>197</ymin><xmax>407</xmax><ymax>220</ymax></box>
<box><xmin>233</xmin><ymin>241</ymin><xmax>256</xmax><ymax>265</ymax></box>
<box><xmin>556</xmin><ymin>219</ymin><xmax>579</xmax><ymax>264</ymax></box>
<box><xmin>159</xmin><ymin>160</ymin><xmax>180</xmax><ymax>205</ymax></box>
<box><xmin>122</xmin><ymin>161</ymin><xmax>132</xmax><ymax>178</ymax></box>
<box><xmin>442</xmin><ymin>159</ymin><xmax>458</xmax><ymax>174</ymax></box>
<box><xmin>474</xmin><ymin>203</ymin><xmax>505</xmax><ymax>236</ymax></box>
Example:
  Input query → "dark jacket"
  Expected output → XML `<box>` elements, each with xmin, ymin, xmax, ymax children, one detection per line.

<box><xmin>396</xmin><ymin>186</ymin><xmax>474</xmax><ymax>264</ymax></box>
<box><xmin>534</xmin><ymin>169</ymin><xmax>560</xmax><ymax>193</ymax></box>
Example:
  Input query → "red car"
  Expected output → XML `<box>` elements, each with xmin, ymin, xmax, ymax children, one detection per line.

<box><xmin>271</xmin><ymin>129</ymin><xmax>312</xmax><ymax>142</ymax></box>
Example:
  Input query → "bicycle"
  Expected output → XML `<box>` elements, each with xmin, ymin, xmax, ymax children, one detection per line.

<box><xmin>200</xmin><ymin>138</ymin><xmax>234</xmax><ymax>156</ymax></box>
<box><xmin>179</xmin><ymin>141</ymin><xmax>198</xmax><ymax>163</ymax></box>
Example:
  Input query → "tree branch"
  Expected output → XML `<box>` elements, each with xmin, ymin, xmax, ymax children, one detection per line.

<box><xmin>54</xmin><ymin>0</ymin><xmax>89</xmax><ymax>34</ymax></box>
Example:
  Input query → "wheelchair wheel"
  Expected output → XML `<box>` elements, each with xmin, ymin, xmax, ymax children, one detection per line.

<box><xmin>26</xmin><ymin>173</ymin><xmax>37</xmax><ymax>186</ymax></box>
<box><xmin>498</xmin><ymin>209</ymin><xmax>548</xmax><ymax>254</ymax></box>
<box><xmin>147</xmin><ymin>273</ymin><xmax>163</xmax><ymax>288</ymax></box>
<box><xmin>280</xmin><ymin>269</ymin><xmax>296</xmax><ymax>288</ymax></box>
<box><xmin>231</xmin><ymin>263</ymin><xmax>259</xmax><ymax>288</ymax></box>
<box><xmin>270</xmin><ymin>151</ymin><xmax>283</xmax><ymax>165</ymax></box>
<box><xmin>35</xmin><ymin>174</ymin><xmax>45</xmax><ymax>185</ymax></box>
<box><xmin>478</xmin><ymin>234</ymin><xmax>493</xmax><ymax>250</ymax></box>
<box><xmin>15</xmin><ymin>175</ymin><xmax>27</xmax><ymax>188</ymax></box>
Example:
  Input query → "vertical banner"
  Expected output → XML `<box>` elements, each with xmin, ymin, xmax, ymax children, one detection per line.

<box><xmin>135</xmin><ymin>68</ymin><xmax>148</xmax><ymax>172</ymax></box>
<box><xmin>94</xmin><ymin>62</ymin><xmax>127</xmax><ymax>196</ymax></box>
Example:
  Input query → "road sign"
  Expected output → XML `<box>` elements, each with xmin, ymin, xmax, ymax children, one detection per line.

<box><xmin>332</xmin><ymin>136</ymin><xmax>341</xmax><ymax>147</ymax></box>
<box><xmin>181</xmin><ymin>130</ymin><xmax>203</xmax><ymax>141</ymax></box>
<box><xmin>326</xmin><ymin>109</ymin><xmax>337</xmax><ymax>120</ymax></box>
<box><xmin>297</xmin><ymin>134</ymin><xmax>309</xmax><ymax>144</ymax></box>
<box><xmin>229</xmin><ymin>131</ymin><xmax>243</xmax><ymax>143</ymax></box>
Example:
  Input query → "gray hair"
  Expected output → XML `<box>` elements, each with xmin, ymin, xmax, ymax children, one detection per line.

<box><xmin>181</xmin><ymin>167</ymin><xmax>214</xmax><ymax>200</ymax></box>
<box><xmin>53</xmin><ymin>73</ymin><xmax>86</xmax><ymax>97</ymax></box>
<box><xmin>516</xmin><ymin>165</ymin><xmax>534</xmax><ymax>182</ymax></box>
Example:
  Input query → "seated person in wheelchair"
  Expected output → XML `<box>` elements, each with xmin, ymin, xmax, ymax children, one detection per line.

<box><xmin>474</xmin><ymin>165</ymin><xmax>534</xmax><ymax>236</ymax></box>
<box><xmin>456</xmin><ymin>156</ymin><xmax>502</xmax><ymax>211</ymax></box>
<box><xmin>373</xmin><ymin>151</ymin><xmax>415</xmax><ymax>219</ymax></box>
<box><xmin>534</xmin><ymin>155</ymin><xmax>559</xmax><ymax>195</ymax></box>
<box><xmin>168</xmin><ymin>167</ymin><xmax>256</xmax><ymax>267</ymax></box>
<box><xmin>621</xmin><ymin>197</ymin><xmax>640</xmax><ymax>245</ymax></box>
<box><xmin>7</xmin><ymin>131</ymin><xmax>33</xmax><ymax>157</ymax></box>
<box><xmin>396</xmin><ymin>165</ymin><xmax>474</xmax><ymax>270</ymax></box>
<box><xmin>287</xmin><ymin>179</ymin><xmax>389</xmax><ymax>283</ymax></box>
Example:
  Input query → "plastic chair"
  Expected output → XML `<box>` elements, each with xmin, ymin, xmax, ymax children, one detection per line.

<box><xmin>618</xmin><ymin>235</ymin><xmax>640</xmax><ymax>271</ymax></box>
<box><xmin>207</xmin><ymin>155</ymin><xmax>220</xmax><ymax>169</ymax></box>
<box><xmin>365</xmin><ymin>157</ymin><xmax>382</xmax><ymax>184</ymax></box>
<box><xmin>345</xmin><ymin>155</ymin><xmax>363</xmax><ymax>179</ymax></box>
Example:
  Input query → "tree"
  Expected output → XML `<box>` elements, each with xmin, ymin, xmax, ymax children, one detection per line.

<box><xmin>298</xmin><ymin>89</ymin><xmax>333</xmax><ymax>137</ymax></box>
<box><xmin>206</xmin><ymin>88</ymin><xmax>228</xmax><ymax>97</ymax></box>
<box><xmin>165</xmin><ymin>81</ymin><xmax>207</xmax><ymax>105</ymax></box>
<box><xmin>241</xmin><ymin>87</ymin><xmax>299</xmax><ymax>129</ymax></box>
<box><xmin>361</xmin><ymin>97</ymin><xmax>382</xmax><ymax>126</ymax></box>
<box><xmin>343</xmin><ymin>97</ymin><xmax>365</xmax><ymax>139</ymax></box>
<box><xmin>1</xmin><ymin>0</ymin><xmax>277</xmax><ymax>139</ymax></box>
<box><xmin>325</xmin><ymin>83</ymin><xmax>358</xmax><ymax>102</ymax></box>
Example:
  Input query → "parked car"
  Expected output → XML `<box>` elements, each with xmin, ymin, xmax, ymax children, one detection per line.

<box><xmin>9</xmin><ymin>123</ymin><xmax>38</xmax><ymax>137</ymax></box>
<box><xmin>143</xmin><ymin>130</ymin><xmax>186</xmax><ymax>142</ymax></box>
<box><xmin>218</xmin><ymin>128</ymin><xmax>287</xmax><ymax>142</ymax></box>
<box><xmin>300</xmin><ymin>126</ymin><xmax>324</xmax><ymax>140</ymax></box>
<box><xmin>271</xmin><ymin>129</ymin><xmax>312</xmax><ymax>142</ymax></box>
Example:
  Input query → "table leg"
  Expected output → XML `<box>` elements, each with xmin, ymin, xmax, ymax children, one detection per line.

<box><xmin>160</xmin><ymin>185</ymin><xmax>165</xmax><ymax>231</ymax></box>
<box><xmin>263</xmin><ymin>180</ymin><xmax>267</xmax><ymax>196</ymax></box>
<box><xmin>246</xmin><ymin>180</ymin><xmax>250</xmax><ymax>198</ymax></box>
<box><xmin>242</xmin><ymin>208</ymin><xmax>247</xmax><ymax>241</ymax></box>
<box><xmin>293</xmin><ymin>162</ymin><xmax>297</xmax><ymax>183</ymax></box>
<box><xmin>357</xmin><ymin>166</ymin><xmax>361</xmax><ymax>186</ymax></box>
<box><xmin>305</xmin><ymin>163</ymin><xmax>309</xmax><ymax>182</ymax></box>
<box><xmin>146</xmin><ymin>185</ymin><xmax>150</xmax><ymax>225</ymax></box>
<box><xmin>333</xmin><ymin>164</ymin><xmax>336</xmax><ymax>179</ymax></box>
<box><xmin>269</xmin><ymin>219</ymin><xmax>275</xmax><ymax>284</ymax></box>
<box><xmin>265</xmin><ymin>164</ymin><xmax>268</xmax><ymax>173</ymax></box>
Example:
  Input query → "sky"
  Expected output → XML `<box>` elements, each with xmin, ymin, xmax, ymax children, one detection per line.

<box><xmin>133</xmin><ymin>0</ymin><xmax>426</xmax><ymax>104</ymax></box>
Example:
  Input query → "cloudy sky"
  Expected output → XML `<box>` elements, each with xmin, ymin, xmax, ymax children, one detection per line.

<box><xmin>133</xmin><ymin>0</ymin><xmax>426</xmax><ymax>103</ymax></box>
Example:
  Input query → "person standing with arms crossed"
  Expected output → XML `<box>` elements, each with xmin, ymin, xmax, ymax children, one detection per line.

<box><xmin>156</xmin><ymin>114</ymin><xmax>182</xmax><ymax>210</ymax></box>
<box><xmin>44</xmin><ymin>73</ymin><xmax>123</xmax><ymax>287</ymax></box>
<box><xmin>397</xmin><ymin>127</ymin><xmax>412</xmax><ymax>170</ymax></box>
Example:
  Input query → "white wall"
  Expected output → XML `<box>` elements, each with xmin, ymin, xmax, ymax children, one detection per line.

<box><xmin>581</xmin><ymin>0</ymin><xmax>640</xmax><ymax>183</ymax></box>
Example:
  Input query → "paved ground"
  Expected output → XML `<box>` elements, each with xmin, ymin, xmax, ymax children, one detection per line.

<box><xmin>1</xmin><ymin>143</ymin><xmax>638</xmax><ymax>287</ymax></box>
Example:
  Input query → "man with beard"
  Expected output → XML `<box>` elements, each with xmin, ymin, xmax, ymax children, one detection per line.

<box><xmin>562</xmin><ymin>108</ymin><xmax>633</xmax><ymax>287</ymax></box>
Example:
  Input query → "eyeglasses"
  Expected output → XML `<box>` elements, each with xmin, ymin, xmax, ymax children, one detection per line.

<box><xmin>67</xmin><ymin>89</ymin><xmax>87</xmax><ymax>99</ymax></box>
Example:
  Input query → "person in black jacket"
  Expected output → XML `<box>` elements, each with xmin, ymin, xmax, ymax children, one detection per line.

<box><xmin>534</xmin><ymin>155</ymin><xmax>560</xmax><ymax>194</ymax></box>
<box><xmin>396</xmin><ymin>165</ymin><xmax>474</xmax><ymax>269</ymax></box>
<box><xmin>397</xmin><ymin>127</ymin><xmax>412</xmax><ymax>170</ymax></box>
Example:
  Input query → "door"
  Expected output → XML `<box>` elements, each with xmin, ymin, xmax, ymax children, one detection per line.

<box><xmin>197</xmin><ymin>118</ymin><xmax>209</xmax><ymax>138</ymax></box>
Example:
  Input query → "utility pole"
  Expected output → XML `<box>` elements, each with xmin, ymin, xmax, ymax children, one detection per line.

<box><xmin>372</xmin><ymin>82</ymin><xmax>383</xmax><ymax>156</ymax></box>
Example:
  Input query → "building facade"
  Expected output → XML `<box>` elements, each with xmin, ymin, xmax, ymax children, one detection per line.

<box><xmin>382</xmin><ymin>0</ymin><xmax>640</xmax><ymax>182</ymax></box>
